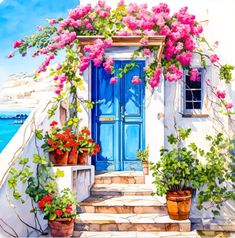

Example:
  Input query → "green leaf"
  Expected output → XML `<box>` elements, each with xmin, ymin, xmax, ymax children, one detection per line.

<box><xmin>35</xmin><ymin>129</ymin><xmax>43</xmax><ymax>140</ymax></box>
<box><xmin>19</xmin><ymin>157</ymin><xmax>29</xmax><ymax>165</ymax></box>
<box><xmin>55</xmin><ymin>169</ymin><xmax>64</xmax><ymax>178</ymax></box>
<box><xmin>49</xmin><ymin>213</ymin><xmax>56</xmax><ymax>221</ymax></box>
<box><xmin>33</xmin><ymin>154</ymin><xmax>41</xmax><ymax>163</ymax></box>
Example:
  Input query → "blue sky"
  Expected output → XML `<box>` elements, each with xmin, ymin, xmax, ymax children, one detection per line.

<box><xmin>0</xmin><ymin>0</ymin><xmax>79</xmax><ymax>87</ymax></box>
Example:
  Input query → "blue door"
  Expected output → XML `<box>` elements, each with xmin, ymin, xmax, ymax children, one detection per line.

<box><xmin>92</xmin><ymin>60</ymin><xmax>145</xmax><ymax>171</ymax></box>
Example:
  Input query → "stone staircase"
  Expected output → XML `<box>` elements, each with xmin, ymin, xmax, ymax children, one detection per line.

<box><xmin>74</xmin><ymin>172</ymin><xmax>195</xmax><ymax>238</ymax></box>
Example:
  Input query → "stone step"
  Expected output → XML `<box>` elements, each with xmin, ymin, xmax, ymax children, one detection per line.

<box><xmin>75</xmin><ymin>213</ymin><xmax>191</xmax><ymax>232</ymax></box>
<box><xmin>75</xmin><ymin>231</ymin><xmax>200</xmax><ymax>238</ymax></box>
<box><xmin>79</xmin><ymin>196</ymin><xmax>167</xmax><ymax>214</ymax></box>
<box><xmin>91</xmin><ymin>184</ymin><xmax>153</xmax><ymax>196</ymax></box>
<box><xmin>95</xmin><ymin>171</ymin><xmax>145</xmax><ymax>184</ymax></box>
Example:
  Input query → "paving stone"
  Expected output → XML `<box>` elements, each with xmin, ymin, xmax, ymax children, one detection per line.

<box><xmin>76</xmin><ymin>172</ymin><xmax>191</xmax><ymax>236</ymax></box>
<box><xmin>75</xmin><ymin>213</ymin><xmax>191</xmax><ymax>232</ymax></box>
<box><xmin>77</xmin><ymin>231</ymin><xmax>200</xmax><ymax>238</ymax></box>
<box><xmin>95</xmin><ymin>171</ymin><xmax>145</xmax><ymax>184</ymax></box>
<box><xmin>91</xmin><ymin>184</ymin><xmax>152</xmax><ymax>196</ymax></box>
<box><xmin>79</xmin><ymin>195</ymin><xmax>166</xmax><ymax>214</ymax></box>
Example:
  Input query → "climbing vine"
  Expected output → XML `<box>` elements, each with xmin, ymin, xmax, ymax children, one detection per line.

<box><xmin>8</xmin><ymin>0</ymin><xmax>234</xmax><ymax>120</ymax></box>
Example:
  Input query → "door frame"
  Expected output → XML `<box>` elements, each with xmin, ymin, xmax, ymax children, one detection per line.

<box><xmin>91</xmin><ymin>59</ymin><xmax>146</xmax><ymax>171</ymax></box>
<box><xmin>83</xmin><ymin>49</ymin><xmax>165</xmax><ymax>174</ymax></box>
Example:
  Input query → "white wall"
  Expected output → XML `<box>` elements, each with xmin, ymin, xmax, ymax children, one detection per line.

<box><xmin>80</xmin><ymin>0</ymin><xmax>235</xmax><ymax>146</ymax></box>
<box><xmin>80</xmin><ymin>0</ymin><xmax>235</xmax><ymax>215</ymax></box>
<box><xmin>0</xmin><ymin>100</ymin><xmax>95</xmax><ymax>237</ymax></box>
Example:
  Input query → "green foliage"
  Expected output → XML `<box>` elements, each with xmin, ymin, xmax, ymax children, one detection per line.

<box><xmin>219</xmin><ymin>64</ymin><xmax>235</xmax><ymax>83</ymax></box>
<box><xmin>137</xmin><ymin>146</ymin><xmax>149</xmax><ymax>162</ymax></box>
<box><xmin>150</xmin><ymin>128</ymin><xmax>235</xmax><ymax>216</ymax></box>
<box><xmin>196</xmin><ymin>133</ymin><xmax>235</xmax><ymax>215</ymax></box>
<box><xmin>8</xmin><ymin>154</ymin><xmax>64</xmax><ymax>203</ymax></box>
<box><xmin>151</xmin><ymin>128</ymin><xmax>204</xmax><ymax>196</ymax></box>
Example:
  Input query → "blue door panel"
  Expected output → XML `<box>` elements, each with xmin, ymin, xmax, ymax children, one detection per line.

<box><xmin>92</xmin><ymin>60</ymin><xmax>145</xmax><ymax>171</ymax></box>
<box><xmin>123</xmin><ymin>64</ymin><xmax>143</xmax><ymax>117</ymax></box>
<box><xmin>95</xmin><ymin>123</ymin><xmax>116</xmax><ymax>171</ymax></box>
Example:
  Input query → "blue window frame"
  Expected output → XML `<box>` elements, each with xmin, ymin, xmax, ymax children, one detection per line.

<box><xmin>183</xmin><ymin>68</ymin><xmax>204</xmax><ymax>115</ymax></box>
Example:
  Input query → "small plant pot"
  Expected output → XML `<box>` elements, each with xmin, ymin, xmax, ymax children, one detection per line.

<box><xmin>77</xmin><ymin>149</ymin><xmax>88</xmax><ymax>165</ymax></box>
<box><xmin>49</xmin><ymin>151</ymin><xmax>69</xmax><ymax>166</ymax></box>
<box><xmin>166</xmin><ymin>190</ymin><xmax>192</xmax><ymax>220</ymax></box>
<box><xmin>142</xmin><ymin>161</ymin><xmax>149</xmax><ymax>175</ymax></box>
<box><xmin>48</xmin><ymin>218</ymin><xmax>74</xmax><ymax>237</ymax></box>
<box><xmin>68</xmin><ymin>151</ymin><xmax>78</xmax><ymax>165</ymax></box>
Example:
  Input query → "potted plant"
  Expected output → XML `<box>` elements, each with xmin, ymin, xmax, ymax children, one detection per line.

<box><xmin>77</xmin><ymin>127</ymin><xmax>100</xmax><ymax>165</ymax></box>
<box><xmin>42</xmin><ymin>121</ymin><xmax>79</xmax><ymax>166</ymax></box>
<box><xmin>150</xmin><ymin>128</ymin><xmax>203</xmax><ymax>220</ymax></box>
<box><xmin>38</xmin><ymin>188</ymin><xmax>77</xmax><ymax>237</ymax></box>
<box><xmin>137</xmin><ymin>146</ymin><xmax>149</xmax><ymax>175</ymax></box>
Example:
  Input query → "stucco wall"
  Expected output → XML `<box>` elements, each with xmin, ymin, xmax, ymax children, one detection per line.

<box><xmin>80</xmin><ymin>0</ymin><xmax>235</xmax><ymax>217</ymax></box>
<box><xmin>0</xmin><ymin>101</ymin><xmax>96</xmax><ymax>237</ymax></box>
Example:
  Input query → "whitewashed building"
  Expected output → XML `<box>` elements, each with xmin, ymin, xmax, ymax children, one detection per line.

<box><xmin>0</xmin><ymin>0</ymin><xmax>234</xmax><ymax>237</ymax></box>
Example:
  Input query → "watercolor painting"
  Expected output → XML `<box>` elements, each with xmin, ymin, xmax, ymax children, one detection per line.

<box><xmin>0</xmin><ymin>1</ymin><xmax>234</xmax><ymax>237</ymax></box>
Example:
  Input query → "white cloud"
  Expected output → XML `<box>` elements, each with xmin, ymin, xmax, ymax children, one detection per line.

<box><xmin>0</xmin><ymin>0</ymin><xmax>4</xmax><ymax>3</ymax></box>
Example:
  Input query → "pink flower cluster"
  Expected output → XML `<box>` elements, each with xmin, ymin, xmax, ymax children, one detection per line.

<box><xmin>11</xmin><ymin>1</ymin><xmax>223</xmax><ymax>95</ymax></box>
<box><xmin>80</xmin><ymin>38</ymin><xmax>113</xmax><ymax>74</ymax></box>
<box><xmin>225</xmin><ymin>102</ymin><xmax>233</xmax><ymax>110</ymax></box>
<box><xmin>190</xmin><ymin>69</ymin><xmax>200</xmax><ymax>81</ymax></box>
<box><xmin>13</xmin><ymin>39</ymin><xmax>23</xmax><ymax>48</ymax></box>
<box><xmin>215</xmin><ymin>89</ymin><xmax>233</xmax><ymax>110</ymax></box>
<box><xmin>37</xmin><ymin>54</ymin><xmax>54</xmax><ymax>74</ymax></box>
<box><xmin>210</xmin><ymin>54</ymin><xmax>219</xmax><ymax>64</ymax></box>
<box><xmin>110</xmin><ymin>77</ymin><xmax>118</xmax><ymax>84</ymax></box>
<box><xmin>49</xmin><ymin>31</ymin><xmax>77</xmax><ymax>52</ymax></box>
<box><xmin>165</xmin><ymin>64</ymin><xmax>183</xmax><ymax>82</ymax></box>
<box><xmin>149</xmin><ymin>68</ymin><xmax>162</xmax><ymax>88</ymax></box>
<box><xmin>68</xmin><ymin>4</ymin><xmax>92</xmax><ymax>20</ymax></box>
<box><xmin>216</xmin><ymin>90</ymin><xmax>226</xmax><ymax>99</ymax></box>
<box><xmin>95</xmin><ymin>0</ymin><xmax>111</xmax><ymax>18</ymax></box>
<box><xmin>131</xmin><ymin>76</ymin><xmax>141</xmax><ymax>85</ymax></box>
<box><xmin>54</xmin><ymin>73</ymin><xmax>68</xmax><ymax>95</ymax></box>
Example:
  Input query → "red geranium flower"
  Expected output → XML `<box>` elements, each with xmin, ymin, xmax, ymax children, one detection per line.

<box><xmin>38</xmin><ymin>200</ymin><xmax>45</xmax><ymax>210</ymax></box>
<box><xmin>65</xmin><ymin>204</ymin><xmax>73</xmax><ymax>214</ymax></box>
<box><xmin>78</xmin><ymin>136</ymin><xmax>84</xmax><ymax>141</ymax></box>
<box><xmin>50</xmin><ymin>121</ymin><xmax>58</xmax><ymax>127</ymax></box>
<box><xmin>54</xmin><ymin>209</ymin><xmax>63</xmax><ymax>216</ymax></box>
<box><xmin>56</xmin><ymin>149</ymin><xmax>63</xmax><ymax>155</ymax></box>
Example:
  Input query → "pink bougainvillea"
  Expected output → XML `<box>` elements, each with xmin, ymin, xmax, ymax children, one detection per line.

<box><xmin>110</xmin><ymin>77</ymin><xmax>118</xmax><ymax>84</ymax></box>
<box><xmin>131</xmin><ymin>76</ymin><xmax>141</xmax><ymax>85</ymax></box>
<box><xmin>9</xmin><ymin>0</ymin><xmax>233</xmax><ymax>97</ymax></box>
<box><xmin>216</xmin><ymin>90</ymin><xmax>226</xmax><ymax>99</ymax></box>
<box><xmin>225</xmin><ymin>102</ymin><xmax>233</xmax><ymax>109</ymax></box>
<box><xmin>190</xmin><ymin>69</ymin><xmax>200</xmax><ymax>81</ymax></box>
<box><xmin>13</xmin><ymin>40</ymin><xmax>23</xmax><ymax>48</ymax></box>
<box><xmin>210</xmin><ymin>54</ymin><xmax>219</xmax><ymax>64</ymax></box>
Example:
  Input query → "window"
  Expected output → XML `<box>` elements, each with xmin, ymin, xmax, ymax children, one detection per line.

<box><xmin>182</xmin><ymin>68</ymin><xmax>204</xmax><ymax>115</ymax></box>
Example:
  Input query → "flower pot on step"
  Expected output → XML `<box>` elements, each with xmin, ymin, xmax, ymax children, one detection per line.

<box><xmin>68</xmin><ymin>151</ymin><xmax>78</xmax><ymax>165</ymax></box>
<box><xmin>166</xmin><ymin>190</ymin><xmax>192</xmax><ymax>220</ymax></box>
<box><xmin>142</xmin><ymin>161</ymin><xmax>149</xmax><ymax>175</ymax></box>
<box><xmin>49</xmin><ymin>151</ymin><xmax>69</xmax><ymax>166</ymax></box>
<box><xmin>77</xmin><ymin>149</ymin><xmax>88</xmax><ymax>165</ymax></box>
<box><xmin>48</xmin><ymin>218</ymin><xmax>74</xmax><ymax>237</ymax></box>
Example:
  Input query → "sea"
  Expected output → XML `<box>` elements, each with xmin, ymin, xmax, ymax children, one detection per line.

<box><xmin>0</xmin><ymin>110</ymin><xmax>30</xmax><ymax>152</ymax></box>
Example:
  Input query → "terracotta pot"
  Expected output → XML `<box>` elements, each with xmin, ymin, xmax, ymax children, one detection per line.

<box><xmin>49</xmin><ymin>151</ymin><xmax>69</xmax><ymax>166</ymax></box>
<box><xmin>48</xmin><ymin>218</ymin><xmax>74</xmax><ymax>237</ymax></box>
<box><xmin>77</xmin><ymin>149</ymin><xmax>88</xmax><ymax>165</ymax></box>
<box><xmin>142</xmin><ymin>161</ymin><xmax>149</xmax><ymax>175</ymax></box>
<box><xmin>68</xmin><ymin>151</ymin><xmax>78</xmax><ymax>165</ymax></box>
<box><xmin>166</xmin><ymin>190</ymin><xmax>192</xmax><ymax>220</ymax></box>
